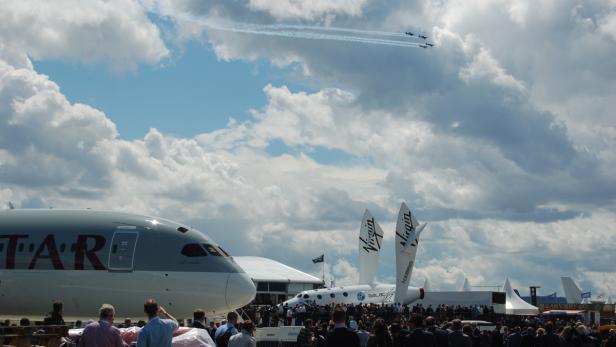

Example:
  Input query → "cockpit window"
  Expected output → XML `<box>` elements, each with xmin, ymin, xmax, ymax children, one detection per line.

<box><xmin>181</xmin><ymin>244</ymin><xmax>208</xmax><ymax>257</ymax></box>
<box><xmin>217</xmin><ymin>247</ymin><xmax>230</xmax><ymax>257</ymax></box>
<box><xmin>297</xmin><ymin>294</ymin><xmax>302</xmax><ymax>298</ymax></box>
<box><xmin>203</xmin><ymin>244</ymin><xmax>222</xmax><ymax>256</ymax></box>
<box><xmin>303</xmin><ymin>294</ymin><xmax>309</xmax><ymax>299</ymax></box>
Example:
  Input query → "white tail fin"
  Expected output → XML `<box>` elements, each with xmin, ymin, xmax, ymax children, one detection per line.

<box><xmin>394</xmin><ymin>203</ymin><xmax>425</xmax><ymax>304</ymax></box>
<box><xmin>561</xmin><ymin>277</ymin><xmax>583</xmax><ymax>304</ymax></box>
<box><xmin>462</xmin><ymin>277</ymin><xmax>472</xmax><ymax>292</ymax></box>
<box><xmin>358</xmin><ymin>209</ymin><xmax>384</xmax><ymax>285</ymax></box>
<box><xmin>423</xmin><ymin>278</ymin><xmax>432</xmax><ymax>292</ymax></box>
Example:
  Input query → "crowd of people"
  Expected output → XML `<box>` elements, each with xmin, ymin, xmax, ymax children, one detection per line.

<box><xmin>241</xmin><ymin>303</ymin><xmax>498</xmax><ymax>328</ymax></box>
<box><xmin>2</xmin><ymin>301</ymin><xmax>615</xmax><ymax>347</ymax></box>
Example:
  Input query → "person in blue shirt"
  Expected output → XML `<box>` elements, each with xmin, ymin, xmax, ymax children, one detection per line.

<box><xmin>136</xmin><ymin>299</ymin><xmax>178</xmax><ymax>347</ymax></box>
<box><xmin>214</xmin><ymin>312</ymin><xmax>239</xmax><ymax>347</ymax></box>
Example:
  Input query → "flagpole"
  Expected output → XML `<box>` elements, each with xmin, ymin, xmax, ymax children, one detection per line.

<box><xmin>322</xmin><ymin>255</ymin><xmax>325</xmax><ymax>286</ymax></box>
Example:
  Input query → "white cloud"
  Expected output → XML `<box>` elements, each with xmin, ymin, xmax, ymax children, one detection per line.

<box><xmin>1</xmin><ymin>0</ymin><xmax>615</xmax><ymax>299</ymax></box>
<box><xmin>0</xmin><ymin>0</ymin><xmax>169</xmax><ymax>69</ymax></box>
<box><xmin>247</xmin><ymin>0</ymin><xmax>368</xmax><ymax>21</ymax></box>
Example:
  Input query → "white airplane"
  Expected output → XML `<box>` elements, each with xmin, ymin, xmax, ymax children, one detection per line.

<box><xmin>282</xmin><ymin>203</ymin><xmax>425</xmax><ymax>308</ymax></box>
<box><xmin>0</xmin><ymin>209</ymin><xmax>256</xmax><ymax>319</ymax></box>
<box><xmin>561</xmin><ymin>277</ymin><xmax>608</xmax><ymax>304</ymax></box>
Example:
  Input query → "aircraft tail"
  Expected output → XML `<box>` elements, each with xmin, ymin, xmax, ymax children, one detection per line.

<box><xmin>561</xmin><ymin>277</ymin><xmax>582</xmax><ymax>304</ymax></box>
<box><xmin>462</xmin><ymin>277</ymin><xmax>472</xmax><ymax>292</ymax></box>
<box><xmin>394</xmin><ymin>202</ymin><xmax>426</xmax><ymax>304</ymax></box>
<box><xmin>358</xmin><ymin>209</ymin><xmax>384</xmax><ymax>285</ymax></box>
<box><xmin>423</xmin><ymin>278</ymin><xmax>432</xmax><ymax>292</ymax></box>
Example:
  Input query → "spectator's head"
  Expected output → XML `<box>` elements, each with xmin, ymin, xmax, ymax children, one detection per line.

<box><xmin>373</xmin><ymin>318</ymin><xmax>389</xmax><ymax>337</ymax></box>
<box><xmin>144</xmin><ymin>299</ymin><xmax>159</xmax><ymax>319</ymax></box>
<box><xmin>99</xmin><ymin>304</ymin><xmax>116</xmax><ymax>323</ymax></box>
<box><xmin>53</xmin><ymin>300</ymin><xmax>63</xmax><ymax>314</ymax></box>
<box><xmin>390</xmin><ymin>322</ymin><xmax>401</xmax><ymax>336</ymax></box>
<box><xmin>537</xmin><ymin>328</ymin><xmax>545</xmax><ymax>336</ymax></box>
<box><xmin>304</xmin><ymin>319</ymin><xmax>313</xmax><ymax>328</ymax></box>
<box><xmin>544</xmin><ymin>321</ymin><xmax>554</xmax><ymax>333</ymax></box>
<box><xmin>75</xmin><ymin>320</ymin><xmax>83</xmax><ymax>328</ymax></box>
<box><xmin>137</xmin><ymin>320</ymin><xmax>146</xmax><ymax>327</ymax></box>
<box><xmin>124</xmin><ymin>318</ymin><xmax>131</xmax><ymax>327</ymax></box>
<box><xmin>425</xmin><ymin>316</ymin><xmax>436</xmax><ymax>327</ymax></box>
<box><xmin>243</xmin><ymin>320</ymin><xmax>255</xmax><ymax>334</ymax></box>
<box><xmin>452</xmin><ymin>319</ymin><xmax>462</xmax><ymax>331</ymax></box>
<box><xmin>332</xmin><ymin>309</ymin><xmax>346</xmax><ymax>324</ymax></box>
<box><xmin>19</xmin><ymin>318</ymin><xmax>30</xmax><ymax>326</ymax></box>
<box><xmin>227</xmin><ymin>311</ymin><xmax>239</xmax><ymax>325</ymax></box>
<box><xmin>194</xmin><ymin>309</ymin><xmax>206</xmax><ymax>322</ymax></box>
<box><xmin>410</xmin><ymin>314</ymin><xmax>424</xmax><ymax>328</ymax></box>
<box><xmin>575</xmin><ymin>325</ymin><xmax>587</xmax><ymax>336</ymax></box>
<box><xmin>608</xmin><ymin>329</ymin><xmax>615</xmax><ymax>336</ymax></box>
<box><xmin>209</xmin><ymin>321</ymin><xmax>216</xmax><ymax>328</ymax></box>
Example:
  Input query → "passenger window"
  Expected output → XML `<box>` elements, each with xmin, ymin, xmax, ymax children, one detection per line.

<box><xmin>18</xmin><ymin>243</ymin><xmax>24</xmax><ymax>252</ymax></box>
<box><xmin>181</xmin><ymin>244</ymin><xmax>208</xmax><ymax>257</ymax></box>
<box><xmin>60</xmin><ymin>244</ymin><xmax>66</xmax><ymax>253</ymax></box>
<box><xmin>330</xmin><ymin>293</ymin><xmax>335</xmax><ymax>298</ymax></box>
<box><xmin>29</xmin><ymin>243</ymin><xmax>34</xmax><ymax>252</ymax></box>
<box><xmin>317</xmin><ymin>295</ymin><xmax>322</xmax><ymax>300</ymax></box>
<box><xmin>203</xmin><ymin>244</ymin><xmax>222</xmax><ymax>256</ymax></box>
<box><xmin>0</xmin><ymin>243</ymin><xmax>3</xmax><ymax>252</ymax></box>
<box><xmin>343</xmin><ymin>292</ymin><xmax>348</xmax><ymax>297</ymax></box>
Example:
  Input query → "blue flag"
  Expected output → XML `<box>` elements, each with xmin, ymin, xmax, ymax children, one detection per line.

<box><xmin>581</xmin><ymin>291</ymin><xmax>592</xmax><ymax>299</ymax></box>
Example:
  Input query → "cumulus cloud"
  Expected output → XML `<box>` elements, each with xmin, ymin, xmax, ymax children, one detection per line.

<box><xmin>0</xmin><ymin>0</ymin><xmax>169</xmax><ymax>69</ymax></box>
<box><xmin>0</xmin><ymin>0</ymin><xmax>615</xmax><ymax>297</ymax></box>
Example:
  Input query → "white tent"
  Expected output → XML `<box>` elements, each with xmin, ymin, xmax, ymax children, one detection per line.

<box><xmin>504</xmin><ymin>278</ymin><xmax>539</xmax><ymax>315</ymax></box>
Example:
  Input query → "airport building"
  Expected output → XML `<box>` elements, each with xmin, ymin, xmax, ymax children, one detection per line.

<box><xmin>234</xmin><ymin>256</ymin><xmax>324</xmax><ymax>305</ymax></box>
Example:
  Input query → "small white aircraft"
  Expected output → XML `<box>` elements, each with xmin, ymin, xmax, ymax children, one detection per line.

<box><xmin>0</xmin><ymin>209</ymin><xmax>256</xmax><ymax>319</ymax></box>
<box><xmin>282</xmin><ymin>203</ymin><xmax>426</xmax><ymax>308</ymax></box>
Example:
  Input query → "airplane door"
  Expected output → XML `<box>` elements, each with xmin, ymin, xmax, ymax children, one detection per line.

<box><xmin>108</xmin><ymin>231</ymin><xmax>139</xmax><ymax>271</ymax></box>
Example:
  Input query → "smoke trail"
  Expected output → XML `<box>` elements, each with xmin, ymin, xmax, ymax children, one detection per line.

<box><xmin>211</xmin><ymin>22</ymin><xmax>424</xmax><ymax>48</ymax></box>
<box><xmin>171</xmin><ymin>13</ymin><xmax>428</xmax><ymax>49</ymax></box>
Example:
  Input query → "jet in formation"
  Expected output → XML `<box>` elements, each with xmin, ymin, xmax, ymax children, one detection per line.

<box><xmin>283</xmin><ymin>203</ymin><xmax>426</xmax><ymax>307</ymax></box>
<box><xmin>0</xmin><ymin>209</ymin><xmax>257</xmax><ymax>318</ymax></box>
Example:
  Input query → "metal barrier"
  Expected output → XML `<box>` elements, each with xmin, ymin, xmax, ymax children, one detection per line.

<box><xmin>255</xmin><ymin>326</ymin><xmax>302</xmax><ymax>346</ymax></box>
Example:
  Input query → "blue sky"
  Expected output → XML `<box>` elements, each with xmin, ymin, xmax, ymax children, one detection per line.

<box><xmin>34</xmin><ymin>42</ymin><xmax>311</xmax><ymax>139</ymax></box>
<box><xmin>0</xmin><ymin>0</ymin><xmax>615</xmax><ymax>297</ymax></box>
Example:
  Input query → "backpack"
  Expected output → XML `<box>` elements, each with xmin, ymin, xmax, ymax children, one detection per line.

<box><xmin>216</xmin><ymin>329</ymin><xmax>233</xmax><ymax>347</ymax></box>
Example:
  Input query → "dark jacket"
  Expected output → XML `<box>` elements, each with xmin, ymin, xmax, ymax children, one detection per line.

<box><xmin>406</xmin><ymin>328</ymin><xmax>436</xmax><ymax>347</ymax></box>
<box><xmin>327</xmin><ymin>327</ymin><xmax>361</xmax><ymax>347</ymax></box>
<box><xmin>428</xmin><ymin>326</ymin><xmax>450</xmax><ymax>347</ymax></box>
<box><xmin>192</xmin><ymin>321</ymin><xmax>206</xmax><ymax>329</ymax></box>
<box><xmin>449</xmin><ymin>330</ymin><xmax>472</xmax><ymax>347</ymax></box>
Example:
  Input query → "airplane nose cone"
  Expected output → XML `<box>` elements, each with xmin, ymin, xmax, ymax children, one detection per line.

<box><xmin>226</xmin><ymin>273</ymin><xmax>256</xmax><ymax>310</ymax></box>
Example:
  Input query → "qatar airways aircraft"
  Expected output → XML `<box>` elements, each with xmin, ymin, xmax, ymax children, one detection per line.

<box><xmin>0</xmin><ymin>209</ymin><xmax>256</xmax><ymax>318</ymax></box>
<box><xmin>282</xmin><ymin>203</ymin><xmax>426</xmax><ymax>308</ymax></box>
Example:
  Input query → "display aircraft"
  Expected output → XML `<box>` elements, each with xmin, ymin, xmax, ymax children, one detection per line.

<box><xmin>282</xmin><ymin>203</ymin><xmax>426</xmax><ymax>308</ymax></box>
<box><xmin>358</xmin><ymin>210</ymin><xmax>383</xmax><ymax>285</ymax></box>
<box><xmin>419</xmin><ymin>44</ymin><xmax>428</xmax><ymax>49</ymax></box>
<box><xmin>418</xmin><ymin>34</ymin><xmax>428</xmax><ymax>39</ymax></box>
<box><xmin>561</xmin><ymin>277</ymin><xmax>608</xmax><ymax>304</ymax></box>
<box><xmin>405</xmin><ymin>32</ymin><xmax>414</xmax><ymax>36</ymax></box>
<box><xmin>426</xmin><ymin>43</ymin><xmax>434</xmax><ymax>47</ymax></box>
<box><xmin>0</xmin><ymin>209</ymin><xmax>256</xmax><ymax>318</ymax></box>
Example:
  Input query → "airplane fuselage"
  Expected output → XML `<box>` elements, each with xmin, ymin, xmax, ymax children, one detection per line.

<box><xmin>282</xmin><ymin>284</ymin><xmax>424</xmax><ymax>308</ymax></box>
<box><xmin>0</xmin><ymin>210</ymin><xmax>256</xmax><ymax>319</ymax></box>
